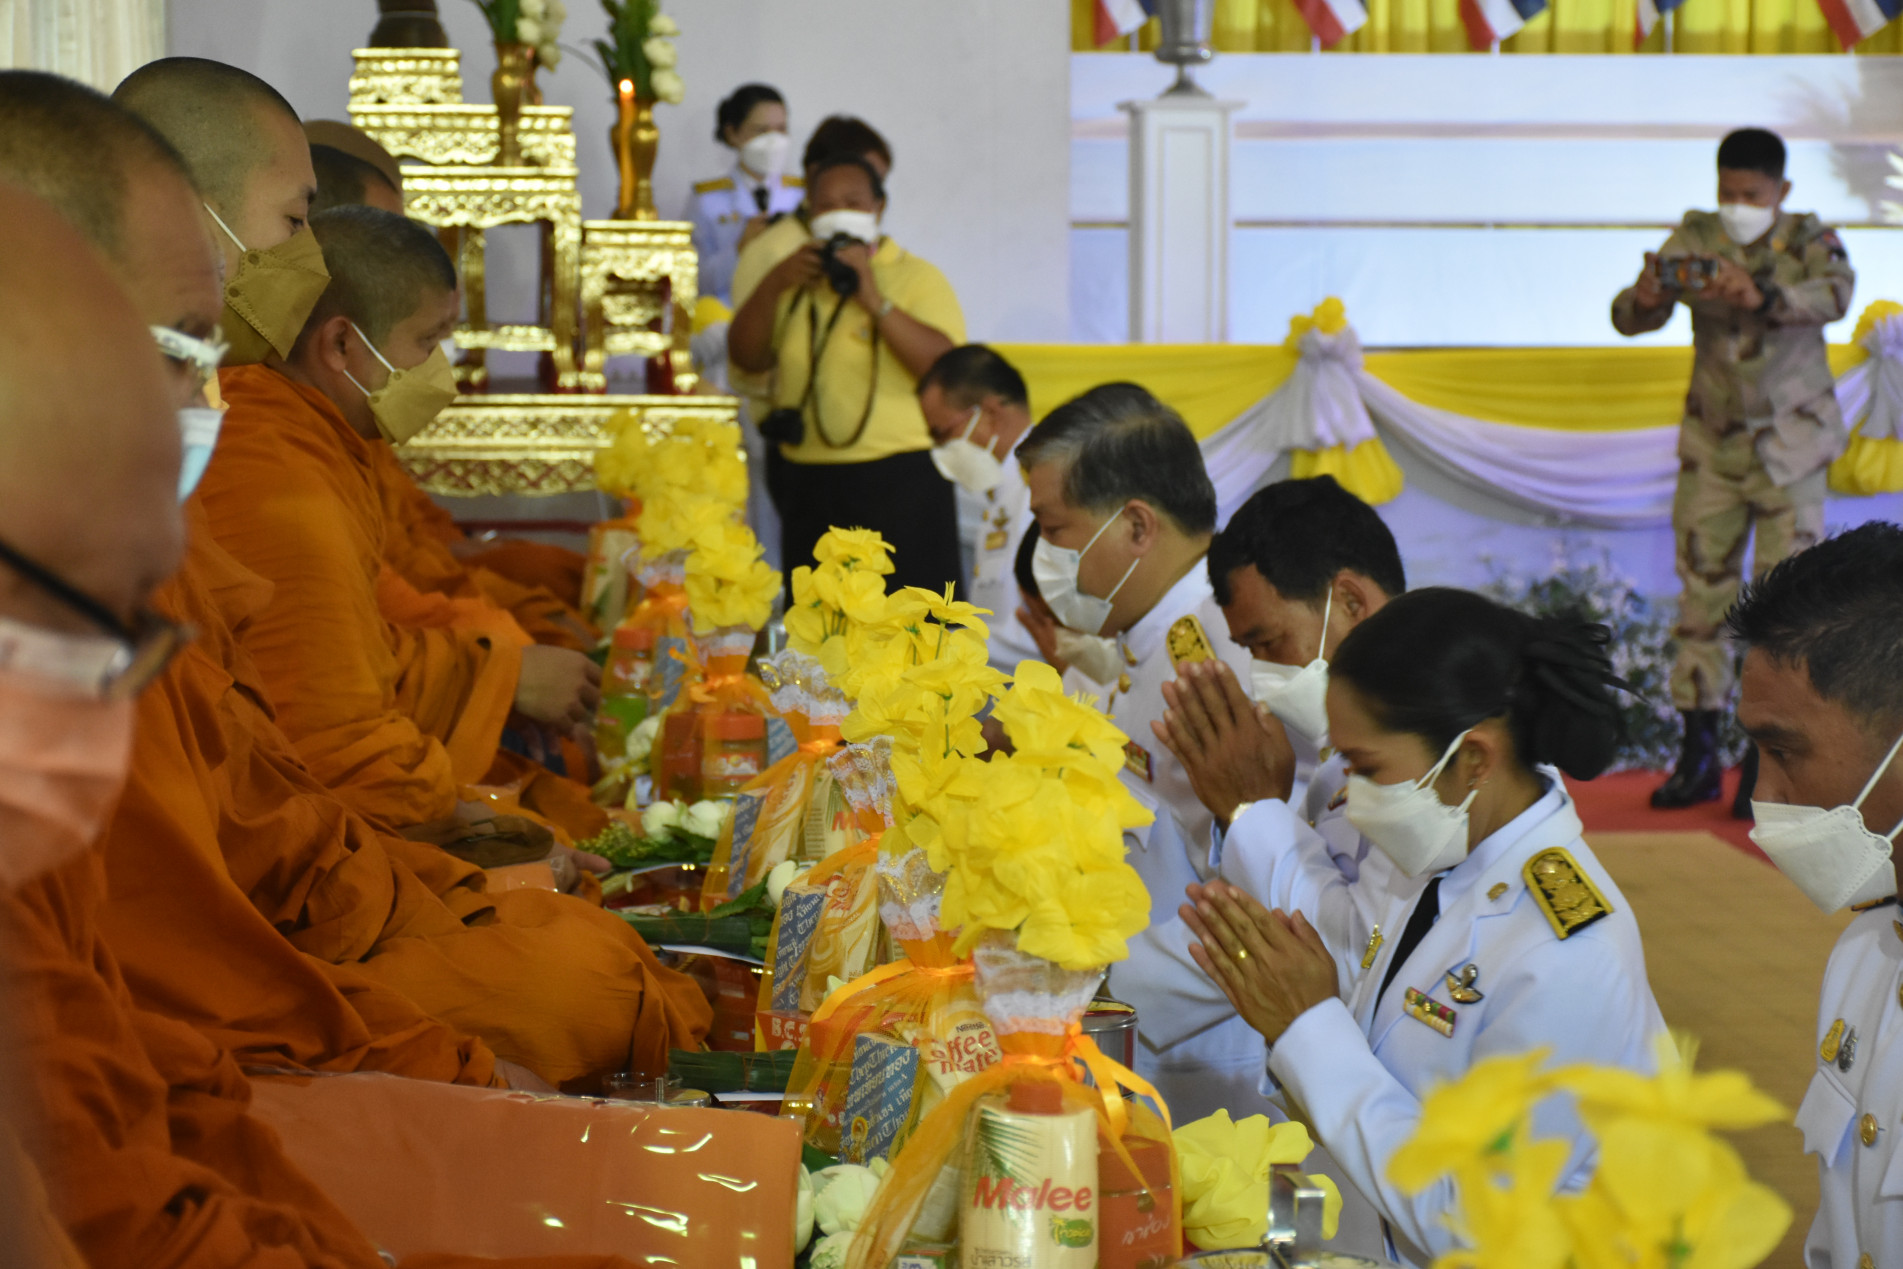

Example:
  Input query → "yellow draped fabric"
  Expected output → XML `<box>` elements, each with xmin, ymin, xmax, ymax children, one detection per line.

<box><xmin>994</xmin><ymin>341</ymin><xmax>1870</xmax><ymax>440</ymax></box>
<box><xmin>1070</xmin><ymin>0</ymin><xmax>1903</xmax><ymax>53</ymax></box>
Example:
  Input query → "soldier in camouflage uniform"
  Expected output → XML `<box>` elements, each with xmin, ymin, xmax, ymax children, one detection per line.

<box><xmin>1613</xmin><ymin>128</ymin><xmax>1854</xmax><ymax>811</ymax></box>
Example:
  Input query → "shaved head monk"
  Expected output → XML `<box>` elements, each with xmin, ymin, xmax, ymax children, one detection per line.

<box><xmin>121</xmin><ymin>56</ymin><xmax>603</xmax><ymax>834</ymax></box>
<box><xmin>0</xmin><ymin>69</ymin><xmax>708</xmax><ymax>1088</ymax></box>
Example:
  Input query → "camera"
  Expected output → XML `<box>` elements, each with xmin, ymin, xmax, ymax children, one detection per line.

<box><xmin>818</xmin><ymin>232</ymin><xmax>862</xmax><ymax>296</ymax></box>
<box><xmin>1655</xmin><ymin>255</ymin><xmax>1719</xmax><ymax>293</ymax></box>
<box><xmin>759</xmin><ymin>407</ymin><xmax>803</xmax><ymax>447</ymax></box>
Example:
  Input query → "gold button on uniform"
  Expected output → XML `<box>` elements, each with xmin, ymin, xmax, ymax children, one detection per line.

<box><xmin>1860</xmin><ymin>1113</ymin><xmax>1879</xmax><ymax>1147</ymax></box>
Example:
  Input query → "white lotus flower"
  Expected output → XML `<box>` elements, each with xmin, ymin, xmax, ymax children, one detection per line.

<box><xmin>766</xmin><ymin>859</ymin><xmax>806</xmax><ymax>907</ymax></box>
<box><xmin>795</xmin><ymin>1166</ymin><xmax>816</xmax><ymax>1251</ymax></box>
<box><xmin>812</xmin><ymin>1164</ymin><xmax>882</xmax><ymax>1235</ymax></box>
<box><xmin>515</xmin><ymin>16</ymin><xmax>542</xmax><ymax>44</ymax></box>
<box><xmin>651</xmin><ymin>67</ymin><xmax>685</xmax><ymax>104</ymax></box>
<box><xmin>643</xmin><ymin>37</ymin><xmax>678</xmax><ymax>68</ymax></box>
<box><xmin>649</xmin><ymin>13</ymin><xmax>680</xmax><ymax>36</ymax></box>
<box><xmin>625</xmin><ymin>714</ymin><xmax>661</xmax><ymax>766</ymax></box>
<box><xmin>518</xmin><ymin>0</ymin><xmax>545</xmax><ymax>17</ymax></box>
<box><xmin>547</xmin><ymin>0</ymin><xmax>567</xmax><ymax>19</ymax></box>
<box><xmin>641</xmin><ymin>799</ymin><xmax>683</xmax><ymax>836</ymax></box>
<box><xmin>808</xmin><ymin>1231</ymin><xmax>852</xmax><ymax>1269</ymax></box>
<box><xmin>681</xmin><ymin>798</ymin><xmax>729</xmax><ymax>840</ymax></box>
<box><xmin>537</xmin><ymin>42</ymin><xmax>562</xmax><ymax>69</ymax></box>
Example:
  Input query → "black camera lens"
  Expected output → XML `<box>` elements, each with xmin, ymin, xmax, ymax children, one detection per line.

<box><xmin>819</xmin><ymin>232</ymin><xmax>861</xmax><ymax>296</ymax></box>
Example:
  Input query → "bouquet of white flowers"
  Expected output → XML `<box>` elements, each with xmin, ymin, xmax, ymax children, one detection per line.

<box><xmin>593</xmin><ymin>0</ymin><xmax>683</xmax><ymax>103</ymax></box>
<box><xmin>465</xmin><ymin>0</ymin><xmax>567</xmax><ymax>69</ymax></box>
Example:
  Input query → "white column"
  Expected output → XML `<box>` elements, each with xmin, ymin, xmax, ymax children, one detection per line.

<box><xmin>0</xmin><ymin>0</ymin><xmax>166</xmax><ymax>90</ymax></box>
<box><xmin>1120</xmin><ymin>94</ymin><xmax>1241</xmax><ymax>344</ymax></box>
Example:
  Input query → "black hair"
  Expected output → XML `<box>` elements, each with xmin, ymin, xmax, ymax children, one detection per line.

<box><xmin>803</xmin><ymin>115</ymin><xmax>891</xmax><ymax>174</ymax></box>
<box><xmin>808</xmin><ymin>153</ymin><xmax>886</xmax><ymax>204</ymax></box>
<box><xmin>1014</xmin><ymin>522</ymin><xmax>1042</xmax><ymax>600</ymax></box>
<box><xmin>716</xmin><ymin>83</ymin><xmax>784</xmax><ymax>145</ymax></box>
<box><xmin>1209</xmin><ymin>475</ymin><xmax>1405</xmax><ymax>607</ymax></box>
<box><xmin>1726</xmin><ymin>523</ymin><xmax>1903</xmax><ymax>729</ymax></box>
<box><xmin>302</xmin><ymin>205</ymin><xmax>457</xmax><ymax>345</ymax></box>
<box><xmin>918</xmin><ymin>344</ymin><xmax>1029</xmax><ymax>409</ymax></box>
<box><xmin>0</xmin><ymin>69</ymin><xmax>197</xmax><ymax>263</ymax></box>
<box><xmin>1331</xmin><ymin>587</ymin><xmax>1626</xmax><ymax>781</ymax></box>
<box><xmin>1015</xmin><ymin>383</ymin><xmax>1217</xmax><ymax>536</ymax></box>
<box><xmin>1717</xmin><ymin>128</ymin><xmax>1786</xmax><ymax>180</ymax></box>
<box><xmin>310</xmin><ymin>142</ymin><xmax>397</xmax><ymax>214</ymax></box>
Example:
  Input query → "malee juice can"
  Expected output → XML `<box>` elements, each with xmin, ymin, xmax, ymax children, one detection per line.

<box><xmin>959</xmin><ymin>1080</ymin><xmax>1098</xmax><ymax>1269</ymax></box>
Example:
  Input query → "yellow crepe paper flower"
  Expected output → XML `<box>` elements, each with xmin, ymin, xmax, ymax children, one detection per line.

<box><xmin>1389</xmin><ymin>1050</ymin><xmax>1556</xmax><ymax>1194</ymax></box>
<box><xmin>684</xmin><ymin>518</ymin><xmax>780</xmax><ymax>633</ymax></box>
<box><xmin>785</xmin><ymin>527</ymin><xmax>900</xmax><ymax>672</ymax></box>
<box><xmin>594</xmin><ymin>409</ymin><xmax>749</xmax><ymax>508</ymax></box>
<box><xmin>1434</xmin><ymin>1141</ymin><xmax>1573</xmax><ymax>1269</ymax></box>
<box><xmin>1173</xmin><ymin>1111</ymin><xmax>1341</xmax><ymax>1250</ymax></box>
<box><xmin>637</xmin><ymin>487</ymin><xmax>734</xmax><ymax>558</ymax></box>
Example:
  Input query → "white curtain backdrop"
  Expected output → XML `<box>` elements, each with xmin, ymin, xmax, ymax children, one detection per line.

<box><xmin>1196</xmin><ymin>317</ymin><xmax>1901</xmax><ymax>530</ymax></box>
<box><xmin>0</xmin><ymin>0</ymin><xmax>164</xmax><ymax>90</ymax></box>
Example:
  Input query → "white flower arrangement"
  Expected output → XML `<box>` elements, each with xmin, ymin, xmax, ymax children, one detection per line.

<box><xmin>594</xmin><ymin>1</ymin><xmax>684</xmax><ymax>104</ymax></box>
<box><xmin>467</xmin><ymin>0</ymin><xmax>565</xmax><ymax>69</ymax></box>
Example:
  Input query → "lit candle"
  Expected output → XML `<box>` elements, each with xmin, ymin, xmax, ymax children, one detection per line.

<box><xmin>615</xmin><ymin>78</ymin><xmax>638</xmax><ymax>218</ymax></box>
<box><xmin>618</xmin><ymin>78</ymin><xmax>635</xmax><ymax>115</ymax></box>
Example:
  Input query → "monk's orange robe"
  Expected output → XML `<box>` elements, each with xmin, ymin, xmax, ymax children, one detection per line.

<box><xmin>96</xmin><ymin>506</ymin><xmax>709</xmax><ymax>1085</ymax></box>
<box><xmin>379</xmin><ymin>479</ymin><xmax>591</xmax><ymax>617</ymax></box>
<box><xmin>5</xmin><ymin>850</ymin><xmax>654</xmax><ymax>1269</ymax></box>
<box><xmin>199</xmin><ymin>366</ymin><xmax>527</xmax><ymax>829</ymax></box>
<box><xmin>367</xmin><ymin>444</ymin><xmax>593</xmax><ymax>653</ymax></box>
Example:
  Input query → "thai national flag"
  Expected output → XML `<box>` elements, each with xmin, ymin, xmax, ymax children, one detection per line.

<box><xmin>1635</xmin><ymin>0</ymin><xmax>1687</xmax><ymax>45</ymax></box>
<box><xmin>1459</xmin><ymin>0</ymin><xmax>1547</xmax><ymax>46</ymax></box>
<box><xmin>1817</xmin><ymin>0</ymin><xmax>1902</xmax><ymax>48</ymax></box>
<box><xmin>1293</xmin><ymin>0</ymin><xmax>1369</xmax><ymax>46</ymax></box>
<box><xmin>1094</xmin><ymin>0</ymin><xmax>1157</xmax><ymax>45</ymax></box>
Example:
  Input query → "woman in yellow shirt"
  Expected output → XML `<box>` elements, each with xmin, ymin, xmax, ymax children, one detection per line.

<box><xmin>728</xmin><ymin>154</ymin><xmax>965</xmax><ymax>595</ymax></box>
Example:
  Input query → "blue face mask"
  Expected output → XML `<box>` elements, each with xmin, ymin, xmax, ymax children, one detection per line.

<box><xmin>177</xmin><ymin>406</ymin><xmax>224</xmax><ymax>502</ymax></box>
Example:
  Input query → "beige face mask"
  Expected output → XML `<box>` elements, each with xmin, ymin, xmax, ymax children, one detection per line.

<box><xmin>343</xmin><ymin>321</ymin><xmax>459</xmax><ymax>443</ymax></box>
<box><xmin>205</xmin><ymin>204</ymin><xmax>331</xmax><ymax>364</ymax></box>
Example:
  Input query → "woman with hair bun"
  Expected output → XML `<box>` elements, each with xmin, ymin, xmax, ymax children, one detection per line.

<box><xmin>1183</xmin><ymin>588</ymin><xmax>1668</xmax><ymax>1267</ymax></box>
<box><xmin>685</xmin><ymin>83</ymin><xmax>801</xmax><ymax>304</ymax></box>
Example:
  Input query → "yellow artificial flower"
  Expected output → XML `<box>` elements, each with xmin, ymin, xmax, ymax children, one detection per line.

<box><xmin>1174</xmin><ymin>1112</ymin><xmax>1340</xmax><ymax>1249</ymax></box>
<box><xmin>1389</xmin><ymin>1050</ymin><xmax>1557</xmax><ymax>1193</ymax></box>
<box><xmin>683</xmin><ymin>519</ymin><xmax>780</xmax><ymax>633</ymax></box>
<box><xmin>812</xmin><ymin>526</ymin><xmax>895</xmax><ymax>575</ymax></box>
<box><xmin>995</xmin><ymin>660</ymin><xmax>1136</xmax><ymax>775</ymax></box>
<box><xmin>1552</xmin><ymin>1032</ymin><xmax>1786</xmax><ymax>1139</ymax></box>
<box><xmin>1432</xmin><ymin>1141</ymin><xmax>1572</xmax><ymax>1269</ymax></box>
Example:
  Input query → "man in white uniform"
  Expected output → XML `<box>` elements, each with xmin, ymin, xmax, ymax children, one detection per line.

<box><xmin>1728</xmin><ymin>523</ymin><xmax>1903</xmax><ymax>1269</ymax></box>
<box><xmin>918</xmin><ymin>345</ymin><xmax>1037</xmax><ymax>676</ymax></box>
<box><xmin>1017</xmin><ymin>383</ymin><xmax>1255</xmax><ymax>1120</ymax></box>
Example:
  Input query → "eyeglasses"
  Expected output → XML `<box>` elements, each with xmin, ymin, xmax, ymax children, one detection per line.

<box><xmin>151</xmin><ymin>324</ymin><xmax>229</xmax><ymax>397</ymax></box>
<box><xmin>0</xmin><ymin>534</ymin><xmax>191</xmax><ymax>699</ymax></box>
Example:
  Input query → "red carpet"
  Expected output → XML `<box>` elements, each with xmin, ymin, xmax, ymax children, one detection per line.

<box><xmin>1564</xmin><ymin>766</ymin><xmax>1767</xmax><ymax>861</ymax></box>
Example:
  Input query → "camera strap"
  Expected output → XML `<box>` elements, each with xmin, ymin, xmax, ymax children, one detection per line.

<box><xmin>798</xmin><ymin>287</ymin><xmax>880</xmax><ymax>451</ymax></box>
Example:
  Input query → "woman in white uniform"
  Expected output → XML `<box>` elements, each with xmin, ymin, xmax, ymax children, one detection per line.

<box><xmin>685</xmin><ymin>83</ymin><xmax>803</xmax><ymax>305</ymax></box>
<box><xmin>1184</xmin><ymin>587</ymin><xmax>1668</xmax><ymax>1267</ymax></box>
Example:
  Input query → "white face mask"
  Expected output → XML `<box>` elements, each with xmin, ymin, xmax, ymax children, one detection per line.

<box><xmin>810</xmin><ymin>208</ymin><xmax>880</xmax><ymax>246</ymax></box>
<box><xmin>1345</xmin><ymin>728</ymin><xmax>1478</xmax><ymax>878</ymax></box>
<box><xmin>1718</xmin><ymin>202</ymin><xmax>1777</xmax><ymax>246</ymax></box>
<box><xmin>1032</xmin><ymin>511</ymin><xmax>1139</xmax><ymax>639</ymax></box>
<box><xmin>1053</xmin><ymin>626</ymin><xmax>1123</xmax><ymax>687</ymax></box>
<box><xmin>931</xmin><ymin>408</ymin><xmax>1005</xmax><ymax>495</ymax></box>
<box><xmin>177</xmin><ymin>406</ymin><xmax>225</xmax><ymax>502</ymax></box>
<box><xmin>1250</xmin><ymin>590</ymin><xmax>1332</xmax><ymax>748</ymax></box>
<box><xmin>1750</xmin><ymin>732</ymin><xmax>1903</xmax><ymax>913</ymax></box>
<box><xmin>740</xmin><ymin>130</ymin><xmax>790</xmax><ymax>181</ymax></box>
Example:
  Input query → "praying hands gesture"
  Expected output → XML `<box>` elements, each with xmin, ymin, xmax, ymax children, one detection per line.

<box><xmin>1182</xmin><ymin>881</ymin><xmax>1338</xmax><ymax>1045</ymax></box>
<box><xmin>1153</xmin><ymin>660</ymin><xmax>1295</xmax><ymax>829</ymax></box>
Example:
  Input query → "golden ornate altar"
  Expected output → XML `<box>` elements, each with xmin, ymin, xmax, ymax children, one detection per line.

<box><xmin>345</xmin><ymin>48</ymin><xmax>732</xmax><ymax>494</ymax></box>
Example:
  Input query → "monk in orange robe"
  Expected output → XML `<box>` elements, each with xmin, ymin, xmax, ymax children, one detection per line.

<box><xmin>37</xmin><ymin>63</ymin><xmax>706</xmax><ymax>1086</ymax></box>
<box><xmin>0</xmin><ymin>169</ymin><xmax>648</xmax><ymax>1269</ymax></box>
<box><xmin>196</xmin><ymin>204</ymin><xmax>606</xmax><ymax>837</ymax></box>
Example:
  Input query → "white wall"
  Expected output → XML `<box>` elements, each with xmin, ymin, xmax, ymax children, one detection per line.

<box><xmin>166</xmin><ymin>0</ymin><xmax>1073</xmax><ymax>343</ymax></box>
<box><xmin>1072</xmin><ymin>53</ymin><xmax>1903</xmax><ymax>345</ymax></box>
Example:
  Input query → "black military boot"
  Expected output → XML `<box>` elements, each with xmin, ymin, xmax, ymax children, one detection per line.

<box><xmin>1731</xmin><ymin>742</ymin><xmax>1759</xmax><ymax>820</ymax></box>
<box><xmin>1651</xmin><ymin>709</ymin><xmax>1723</xmax><ymax>808</ymax></box>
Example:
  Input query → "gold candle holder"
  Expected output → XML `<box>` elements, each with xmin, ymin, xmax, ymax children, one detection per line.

<box><xmin>610</xmin><ymin>78</ymin><xmax>659</xmax><ymax>220</ymax></box>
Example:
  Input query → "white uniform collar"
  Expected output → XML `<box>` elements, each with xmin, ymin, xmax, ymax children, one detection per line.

<box><xmin>1118</xmin><ymin>558</ymin><xmax>1212</xmax><ymax>665</ymax></box>
<box><xmin>732</xmin><ymin>160</ymin><xmax>769</xmax><ymax>194</ymax></box>
<box><xmin>1438</xmin><ymin>771</ymin><xmax>1576</xmax><ymax>912</ymax></box>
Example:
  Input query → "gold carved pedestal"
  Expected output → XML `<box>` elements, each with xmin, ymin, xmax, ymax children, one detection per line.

<box><xmin>578</xmin><ymin>219</ymin><xmax>699</xmax><ymax>393</ymax></box>
<box><xmin>399</xmin><ymin>394</ymin><xmax>741</xmax><ymax>496</ymax></box>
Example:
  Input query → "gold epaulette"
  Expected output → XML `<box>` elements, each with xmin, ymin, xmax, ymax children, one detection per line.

<box><xmin>694</xmin><ymin>177</ymin><xmax>735</xmax><ymax>194</ymax></box>
<box><xmin>781</xmin><ymin>174</ymin><xmax>804</xmax><ymax>188</ymax></box>
<box><xmin>1524</xmin><ymin>848</ymin><xmax>1612</xmax><ymax>940</ymax></box>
